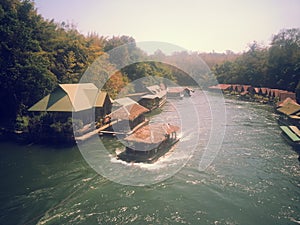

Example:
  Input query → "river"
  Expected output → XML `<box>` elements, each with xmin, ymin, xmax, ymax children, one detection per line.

<box><xmin>0</xmin><ymin>90</ymin><xmax>299</xmax><ymax>225</ymax></box>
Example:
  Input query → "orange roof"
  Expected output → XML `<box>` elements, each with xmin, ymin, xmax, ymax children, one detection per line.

<box><xmin>277</xmin><ymin>97</ymin><xmax>299</xmax><ymax>108</ymax></box>
<box><xmin>125</xmin><ymin>123</ymin><xmax>179</xmax><ymax>144</ymax></box>
<box><xmin>271</xmin><ymin>89</ymin><xmax>283</xmax><ymax>97</ymax></box>
<box><xmin>253</xmin><ymin>87</ymin><xmax>260</xmax><ymax>93</ymax></box>
<box><xmin>110</xmin><ymin>103</ymin><xmax>149</xmax><ymax>121</ymax></box>
<box><xmin>208</xmin><ymin>84</ymin><xmax>231</xmax><ymax>90</ymax></box>
<box><xmin>218</xmin><ymin>84</ymin><xmax>232</xmax><ymax>90</ymax></box>
<box><xmin>279</xmin><ymin>91</ymin><xmax>296</xmax><ymax>101</ymax></box>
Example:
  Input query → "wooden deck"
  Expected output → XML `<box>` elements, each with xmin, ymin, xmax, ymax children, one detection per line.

<box><xmin>75</xmin><ymin>118</ymin><xmax>150</xmax><ymax>142</ymax></box>
<box><xmin>75</xmin><ymin>121</ymin><xmax>117</xmax><ymax>142</ymax></box>
<box><xmin>99</xmin><ymin>119</ymin><xmax>149</xmax><ymax>136</ymax></box>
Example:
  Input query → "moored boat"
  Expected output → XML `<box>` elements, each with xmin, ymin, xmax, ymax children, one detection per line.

<box><xmin>117</xmin><ymin>123</ymin><xmax>180</xmax><ymax>163</ymax></box>
<box><xmin>167</xmin><ymin>87</ymin><xmax>194</xmax><ymax>99</ymax></box>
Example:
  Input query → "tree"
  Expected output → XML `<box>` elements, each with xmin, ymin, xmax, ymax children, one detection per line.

<box><xmin>267</xmin><ymin>28</ymin><xmax>300</xmax><ymax>91</ymax></box>
<box><xmin>0</xmin><ymin>0</ymin><xmax>57</xmax><ymax>123</ymax></box>
<box><xmin>213</xmin><ymin>28</ymin><xmax>300</xmax><ymax>91</ymax></box>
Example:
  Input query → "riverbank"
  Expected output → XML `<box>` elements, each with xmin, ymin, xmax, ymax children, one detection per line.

<box><xmin>209</xmin><ymin>84</ymin><xmax>300</xmax><ymax>153</ymax></box>
<box><xmin>0</xmin><ymin>125</ymin><xmax>76</xmax><ymax>147</ymax></box>
<box><xmin>209</xmin><ymin>84</ymin><xmax>298</xmax><ymax>105</ymax></box>
<box><xmin>0</xmin><ymin>127</ymin><xmax>28</xmax><ymax>143</ymax></box>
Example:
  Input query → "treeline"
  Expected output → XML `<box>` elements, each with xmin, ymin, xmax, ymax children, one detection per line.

<box><xmin>199</xmin><ymin>50</ymin><xmax>239</xmax><ymax>68</ymax></box>
<box><xmin>1</xmin><ymin>0</ymin><xmax>299</xmax><ymax>134</ymax></box>
<box><xmin>0</xmin><ymin>0</ymin><xmax>211</xmax><ymax>131</ymax></box>
<box><xmin>0</xmin><ymin>0</ymin><xmax>204</xmax><ymax>131</ymax></box>
<box><xmin>213</xmin><ymin>28</ymin><xmax>300</xmax><ymax>93</ymax></box>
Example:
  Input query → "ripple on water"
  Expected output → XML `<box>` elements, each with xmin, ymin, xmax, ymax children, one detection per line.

<box><xmin>1</xmin><ymin>91</ymin><xmax>300</xmax><ymax>225</ymax></box>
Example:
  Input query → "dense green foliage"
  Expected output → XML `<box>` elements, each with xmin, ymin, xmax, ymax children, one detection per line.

<box><xmin>0</xmin><ymin>0</ymin><xmax>130</xmax><ymax>127</ymax></box>
<box><xmin>0</xmin><ymin>0</ymin><xmax>196</xmax><ymax>137</ymax></box>
<box><xmin>0</xmin><ymin>0</ymin><xmax>204</xmax><ymax>127</ymax></box>
<box><xmin>0</xmin><ymin>0</ymin><xmax>55</xmax><ymax>123</ymax></box>
<box><xmin>213</xmin><ymin>28</ymin><xmax>300</xmax><ymax>92</ymax></box>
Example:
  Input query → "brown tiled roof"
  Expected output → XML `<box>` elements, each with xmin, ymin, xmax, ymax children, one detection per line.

<box><xmin>277</xmin><ymin>97</ymin><xmax>299</xmax><ymax>108</ymax></box>
<box><xmin>124</xmin><ymin>123</ymin><xmax>180</xmax><ymax>144</ymax></box>
<box><xmin>208</xmin><ymin>84</ymin><xmax>231</xmax><ymax>90</ymax></box>
<box><xmin>218</xmin><ymin>84</ymin><xmax>232</xmax><ymax>90</ymax></box>
<box><xmin>253</xmin><ymin>87</ymin><xmax>260</xmax><ymax>94</ymax></box>
<box><xmin>110</xmin><ymin>103</ymin><xmax>149</xmax><ymax>121</ymax></box>
<box><xmin>271</xmin><ymin>89</ymin><xmax>281</xmax><ymax>97</ymax></box>
<box><xmin>279</xmin><ymin>91</ymin><xmax>296</xmax><ymax>101</ymax></box>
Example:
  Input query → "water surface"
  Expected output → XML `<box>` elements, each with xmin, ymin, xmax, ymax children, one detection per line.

<box><xmin>0</xmin><ymin>91</ymin><xmax>299</xmax><ymax>225</ymax></box>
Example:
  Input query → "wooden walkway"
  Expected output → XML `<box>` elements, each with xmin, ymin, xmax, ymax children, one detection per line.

<box><xmin>75</xmin><ymin>121</ymin><xmax>117</xmax><ymax>142</ymax></box>
<box><xmin>75</xmin><ymin>119</ymin><xmax>149</xmax><ymax>142</ymax></box>
<box><xmin>99</xmin><ymin>119</ymin><xmax>149</xmax><ymax>136</ymax></box>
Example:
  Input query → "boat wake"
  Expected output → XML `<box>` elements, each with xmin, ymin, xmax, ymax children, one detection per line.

<box><xmin>108</xmin><ymin>131</ymin><xmax>194</xmax><ymax>172</ymax></box>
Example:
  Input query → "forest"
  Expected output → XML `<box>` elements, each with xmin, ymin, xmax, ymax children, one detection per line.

<box><xmin>0</xmin><ymin>0</ymin><xmax>299</xmax><ymax>140</ymax></box>
<box><xmin>213</xmin><ymin>30</ymin><xmax>300</xmax><ymax>92</ymax></box>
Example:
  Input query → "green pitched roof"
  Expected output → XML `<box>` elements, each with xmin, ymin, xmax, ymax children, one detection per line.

<box><xmin>280</xmin><ymin>126</ymin><xmax>300</xmax><ymax>142</ymax></box>
<box><xmin>28</xmin><ymin>94</ymin><xmax>50</xmax><ymax>111</ymax></box>
<box><xmin>94</xmin><ymin>91</ymin><xmax>109</xmax><ymax>107</ymax></box>
<box><xmin>29</xmin><ymin>83</ymin><xmax>108</xmax><ymax>112</ymax></box>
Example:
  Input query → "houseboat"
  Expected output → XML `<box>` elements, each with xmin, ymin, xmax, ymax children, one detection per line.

<box><xmin>117</xmin><ymin>123</ymin><xmax>180</xmax><ymax>163</ymax></box>
<box><xmin>100</xmin><ymin>97</ymin><xmax>149</xmax><ymax>136</ymax></box>
<box><xmin>167</xmin><ymin>87</ymin><xmax>194</xmax><ymax>98</ymax></box>
<box><xmin>139</xmin><ymin>85</ymin><xmax>167</xmax><ymax>110</ymax></box>
<box><xmin>276</xmin><ymin>97</ymin><xmax>300</xmax><ymax>127</ymax></box>
<box><xmin>167</xmin><ymin>87</ymin><xmax>184</xmax><ymax>99</ymax></box>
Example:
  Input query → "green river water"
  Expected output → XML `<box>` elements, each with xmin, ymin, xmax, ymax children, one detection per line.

<box><xmin>0</xmin><ymin>91</ymin><xmax>299</xmax><ymax>225</ymax></box>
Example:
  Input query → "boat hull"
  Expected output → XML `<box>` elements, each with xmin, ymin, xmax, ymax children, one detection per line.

<box><xmin>117</xmin><ymin>138</ymin><xmax>179</xmax><ymax>163</ymax></box>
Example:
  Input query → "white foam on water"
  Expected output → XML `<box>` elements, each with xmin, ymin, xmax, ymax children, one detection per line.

<box><xmin>37</xmin><ymin>213</ymin><xmax>64</xmax><ymax>225</ymax></box>
<box><xmin>108</xmin><ymin>143</ymin><xmax>190</xmax><ymax>172</ymax></box>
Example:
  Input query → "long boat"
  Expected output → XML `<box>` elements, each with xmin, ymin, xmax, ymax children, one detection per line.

<box><xmin>117</xmin><ymin>123</ymin><xmax>180</xmax><ymax>163</ymax></box>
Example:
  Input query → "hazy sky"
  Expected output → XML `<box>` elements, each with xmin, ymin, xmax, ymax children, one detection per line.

<box><xmin>33</xmin><ymin>0</ymin><xmax>300</xmax><ymax>53</ymax></box>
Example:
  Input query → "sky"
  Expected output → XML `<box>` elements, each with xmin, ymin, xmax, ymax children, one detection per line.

<box><xmin>33</xmin><ymin>0</ymin><xmax>300</xmax><ymax>53</ymax></box>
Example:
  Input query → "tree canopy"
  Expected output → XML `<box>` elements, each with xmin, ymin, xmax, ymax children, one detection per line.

<box><xmin>0</xmin><ymin>0</ymin><xmax>132</xmax><ymax>124</ymax></box>
<box><xmin>213</xmin><ymin>28</ymin><xmax>300</xmax><ymax>92</ymax></box>
<box><xmin>1</xmin><ymin>0</ymin><xmax>299</xmax><ymax>131</ymax></box>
